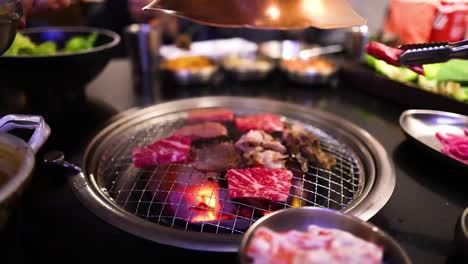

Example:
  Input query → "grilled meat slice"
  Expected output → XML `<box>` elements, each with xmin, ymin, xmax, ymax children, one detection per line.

<box><xmin>235</xmin><ymin>130</ymin><xmax>287</xmax><ymax>153</ymax></box>
<box><xmin>243</xmin><ymin>150</ymin><xmax>288</xmax><ymax>169</ymax></box>
<box><xmin>173</xmin><ymin>122</ymin><xmax>228</xmax><ymax>140</ymax></box>
<box><xmin>191</xmin><ymin>141</ymin><xmax>241</xmax><ymax>172</ymax></box>
<box><xmin>236</xmin><ymin>130</ymin><xmax>287</xmax><ymax>169</ymax></box>
<box><xmin>282</xmin><ymin>124</ymin><xmax>336</xmax><ymax>171</ymax></box>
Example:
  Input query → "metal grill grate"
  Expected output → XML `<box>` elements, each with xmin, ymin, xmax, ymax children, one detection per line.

<box><xmin>95</xmin><ymin>114</ymin><xmax>364</xmax><ymax>235</ymax></box>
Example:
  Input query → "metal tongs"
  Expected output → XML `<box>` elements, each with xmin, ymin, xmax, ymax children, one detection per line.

<box><xmin>398</xmin><ymin>39</ymin><xmax>468</xmax><ymax>66</ymax></box>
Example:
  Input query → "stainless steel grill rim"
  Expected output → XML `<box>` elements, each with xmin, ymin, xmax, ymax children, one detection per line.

<box><xmin>73</xmin><ymin>96</ymin><xmax>395</xmax><ymax>252</ymax></box>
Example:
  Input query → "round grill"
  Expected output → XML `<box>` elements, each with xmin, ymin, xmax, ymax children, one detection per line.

<box><xmin>75</xmin><ymin>96</ymin><xmax>394</xmax><ymax>252</ymax></box>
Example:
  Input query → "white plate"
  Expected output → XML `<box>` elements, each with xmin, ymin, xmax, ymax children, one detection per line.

<box><xmin>160</xmin><ymin>38</ymin><xmax>258</xmax><ymax>61</ymax></box>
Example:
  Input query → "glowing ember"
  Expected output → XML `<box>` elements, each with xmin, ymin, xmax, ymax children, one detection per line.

<box><xmin>147</xmin><ymin>165</ymin><xmax>237</xmax><ymax>224</ymax></box>
<box><xmin>185</xmin><ymin>182</ymin><xmax>225</xmax><ymax>223</ymax></box>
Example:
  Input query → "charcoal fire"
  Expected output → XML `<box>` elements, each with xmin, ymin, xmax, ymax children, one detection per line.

<box><xmin>147</xmin><ymin>165</ymin><xmax>237</xmax><ymax>223</ymax></box>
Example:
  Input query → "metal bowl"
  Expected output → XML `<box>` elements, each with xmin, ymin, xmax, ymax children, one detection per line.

<box><xmin>0</xmin><ymin>115</ymin><xmax>50</xmax><ymax>230</ymax></box>
<box><xmin>259</xmin><ymin>40</ymin><xmax>317</xmax><ymax>61</ymax></box>
<box><xmin>279</xmin><ymin>58</ymin><xmax>338</xmax><ymax>86</ymax></box>
<box><xmin>160</xmin><ymin>57</ymin><xmax>219</xmax><ymax>86</ymax></box>
<box><xmin>161</xmin><ymin>65</ymin><xmax>219</xmax><ymax>86</ymax></box>
<box><xmin>455</xmin><ymin>207</ymin><xmax>468</xmax><ymax>261</ymax></box>
<box><xmin>222</xmin><ymin>55</ymin><xmax>275</xmax><ymax>82</ymax></box>
<box><xmin>0</xmin><ymin>0</ymin><xmax>21</xmax><ymax>56</ymax></box>
<box><xmin>239</xmin><ymin>207</ymin><xmax>412</xmax><ymax>264</ymax></box>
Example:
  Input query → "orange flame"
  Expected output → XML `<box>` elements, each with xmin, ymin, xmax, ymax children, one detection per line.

<box><xmin>185</xmin><ymin>182</ymin><xmax>223</xmax><ymax>223</ymax></box>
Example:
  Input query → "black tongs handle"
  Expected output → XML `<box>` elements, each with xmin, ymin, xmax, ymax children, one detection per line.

<box><xmin>451</xmin><ymin>39</ymin><xmax>468</xmax><ymax>47</ymax></box>
<box><xmin>398</xmin><ymin>39</ymin><xmax>468</xmax><ymax>66</ymax></box>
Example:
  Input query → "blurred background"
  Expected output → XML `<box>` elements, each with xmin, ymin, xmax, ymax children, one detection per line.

<box><xmin>25</xmin><ymin>0</ymin><xmax>390</xmax><ymax>56</ymax></box>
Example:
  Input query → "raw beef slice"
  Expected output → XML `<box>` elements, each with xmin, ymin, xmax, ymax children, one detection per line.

<box><xmin>132</xmin><ymin>135</ymin><xmax>192</xmax><ymax>168</ymax></box>
<box><xmin>188</xmin><ymin>108</ymin><xmax>234</xmax><ymax>122</ymax></box>
<box><xmin>173</xmin><ymin>122</ymin><xmax>228</xmax><ymax>140</ymax></box>
<box><xmin>226</xmin><ymin>168</ymin><xmax>293</xmax><ymax>202</ymax></box>
<box><xmin>235</xmin><ymin>113</ymin><xmax>284</xmax><ymax>133</ymax></box>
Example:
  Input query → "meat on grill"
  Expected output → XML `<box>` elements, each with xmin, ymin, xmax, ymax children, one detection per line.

<box><xmin>236</xmin><ymin>130</ymin><xmax>287</xmax><ymax>169</ymax></box>
<box><xmin>188</xmin><ymin>108</ymin><xmax>234</xmax><ymax>122</ymax></box>
<box><xmin>247</xmin><ymin>225</ymin><xmax>384</xmax><ymax>264</ymax></box>
<box><xmin>191</xmin><ymin>141</ymin><xmax>241</xmax><ymax>172</ymax></box>
<box><xmin>132</xmin><ymin>135</ymin><xmax>192</xmax><ymax>168</ymax></box>
<box><xmin>226</xmin><ymin>168</ymin><xmax>293</xmax><ymax>202</ymax></box>
<box><xmin>243</xmin><ymin>150</ymin><xmax>288</xmax><ymax>169</ymax></box>
<box><xmin>173</xmin><ymin>122</ymin><xmax>228</xmax><ymax>140</ymax></box>
<box><xmin>235</xmin><ymin>130</ymin><xmax>287</xmax><ymax>153</ymax></box>
<box><xmin>282</xmin><ymin>124</ymin><xmax>336</xmax><ymax>172</ymax></box>
<box><xmin>235</xmin><ymin>113</ymin><xmax>284</xmax><ymax>133</ymax></box>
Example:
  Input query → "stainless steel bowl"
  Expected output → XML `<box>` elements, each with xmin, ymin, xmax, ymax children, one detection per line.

<box><xmin>222</xmin><ymin>55</ymin><xmax>275</xmax><ymax>82</ymax></box>
<box><xmin>161</xmin><ymin>65</ymin><xmax>219</xmax><ymax>86</ymax></box>
<box><xmin>455</xmin><ymin>207</ymin><xmax>468</xmax><ymax>261</ymax></box>
<box><xmin>239</xmin><ymin>207</ymin><xmax>412</xmax><ymax>264</ymax></box>
<box><xmin>0</xmin><ymin>115</ymin><xmax>50</xmax><ymax>229</ymax></box>
<box><xmin>0</xmin><ymin>0</ymin><xmax>21</xmax><ymax>55</ymax></box>
<box><xmin>259</xmin><ymin>40</ymin><xmax>317</xmax><ymax>61</ymax></box>
<box><xmin>279</xmin><ymin>58</ymin><xmax>338</xmax><ymax>86</ymax></box>
<box><xmin>160</xmin><ymin>57</ymin><xmax>219</xmax><ymax>86</ymax></box>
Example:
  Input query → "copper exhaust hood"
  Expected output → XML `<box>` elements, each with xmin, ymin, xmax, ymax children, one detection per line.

<box><xmin>144</xmin><ymin>0</ymin><xmax>367</xmax><ymax>30</ymax></box>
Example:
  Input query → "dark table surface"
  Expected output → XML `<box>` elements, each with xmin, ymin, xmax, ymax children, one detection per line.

<box><xmin>1</xmin><ymin>59</ymin><xmax>466</xmax><ymax>264</ymax></box>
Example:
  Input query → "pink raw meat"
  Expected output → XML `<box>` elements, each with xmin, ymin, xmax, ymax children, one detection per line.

<box><xmin>132</xmin><ymin>135</ymin><xmax>192</xmax><ymax>168</ymax></box>
<box><xmin>235</xmin><ymin>113</ymin><xmax>284</xmax><ymax>133</ymax></box>
<box><xmin>247</xmin><ymin>225</ymin><xmax>383</xmax><ymax>264</ymax></box>
<box><xmin>226</xmin><ymin>168</ymin><xmax>293</xmax><ymax>202</ymax></box>
<box><xmin>173</xmin><ymin>122</ymin><xmax>228</xmax><ymax>140</ymax></box>
<box><xmin>188</xmin><ymin>108</ymin><xmax>234</xmax><ymax>122</ymax></box>
<box><xmin>365</xmin><ymin>41</ymin><xmax>425</xmax><ymax>75</ymax></box>
<box><xmin>435</xmin><ymin>130</ymin><xmax>468</xmax><ymax>165</ymax></box>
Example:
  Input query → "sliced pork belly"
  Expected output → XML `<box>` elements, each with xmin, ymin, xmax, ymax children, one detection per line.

<box><xmin>192</xmin><ymin>141</ymin><xmax>241</xmax><ymax>172</ymax></box>
<box><xmin>236</xmin><ymin>130</ymin><xmax>287</xmax><ymax>169</ymax></box>
<box><xmin>235</xmin><ymin>130</ymin><xmax>287</xmax><ymax>153</ymax></box>
<box><xmin>235</xmin><ymin>113</ymin><xmax>284</xmax><ymax>133</ymax></box>
<box><xmin>226</xmin><ymin>168</ymin><xmax>293</xmax><ymax>202</ymax></box>
<box><xmin>173</xmin><ymin>122</ymin><xmax>228</xmax><ymax>140</ymax></box>
<box><xmin>243</xmin><ymin>150</ymin><xmax>287</xmax><ymax>169</ymax></box>
<box><xmin>132</xmin><ymin>135</ymin><xmax>192</xmax><ymax>168</ymax></box>
<box><xmin>283</xmin><ymin>124</ymin><xmax>336</xmax><ymax>171</ymax></box>
<box><xmin>247</xmin><ymin>225</ymin><xmax>383</xmax><ymax>264</ymax></box>
<box><xmin>188</xmin><ymin>108</ymin><xmax>234</xmax><ymax>122</ymax></box>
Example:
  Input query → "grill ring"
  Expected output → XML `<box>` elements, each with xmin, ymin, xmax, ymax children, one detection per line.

<box><xmin>71</xmin><ymin>96</ymin><xmax>395</xmax><ymax>252</ymax></box>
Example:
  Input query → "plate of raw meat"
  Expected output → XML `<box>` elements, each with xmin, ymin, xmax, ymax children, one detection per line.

<box><xmin>239</xmin><ymin>207</ymin><xmax>412</xmax><ymax>264</ymax></box>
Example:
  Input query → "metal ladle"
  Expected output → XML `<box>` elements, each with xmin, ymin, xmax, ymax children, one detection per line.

<box><xmin>0</xmin><ymin>0</ymin><xmax>21</xmax><ymax>55</ymax></box>
<box><xmin>144</xmin><ymin>0</ymin><xmax>366</xmax><ymax>30</ymax></box>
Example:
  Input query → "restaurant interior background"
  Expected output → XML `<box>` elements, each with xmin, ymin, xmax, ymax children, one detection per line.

<box><xmin>27</xmin><ymin>0</ymin><xmax>390</xmax><ymax>52</ymax></box>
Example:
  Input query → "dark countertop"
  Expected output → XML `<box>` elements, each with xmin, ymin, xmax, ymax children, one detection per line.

<box><xmin>1</xmin><ymin>59</ymin><xmax>466</xmax><ymax>264</ymax></box>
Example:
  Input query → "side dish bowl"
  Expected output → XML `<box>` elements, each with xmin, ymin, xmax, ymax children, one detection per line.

<box><xmin>160</xmin><ymin>56</ymin><xmax>219</xmax><ymax>85</ymax></box>
<box><xmin>222</xmin><ymin>55</ymin><xmax>275</xmax><ymax>82</ymax></box>
<box><xmin>0</xmin><ymin>26</ymin><xmax>120</xmax><ymax>90</ymax></box>
<box><xmin>239</xmin><ymin>207</ymin><xmax>412</xmax><ymax>264</ymax></box>
<box><xmin>280</xmin><ymin>57</ymin><xmax>338</xmax><ymax>85</ymax></box>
